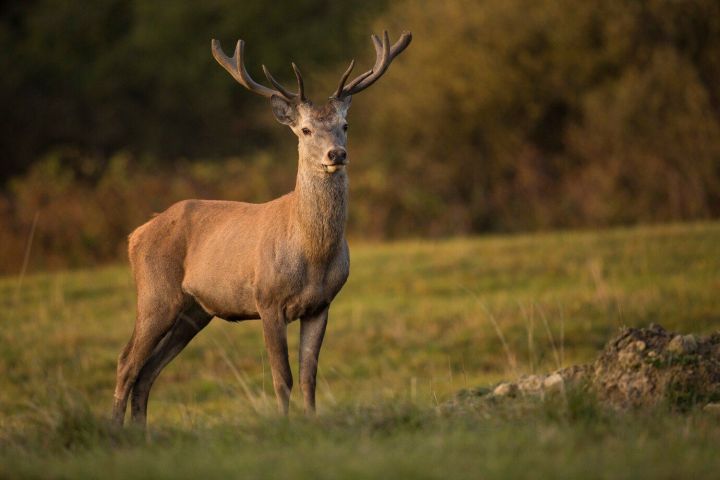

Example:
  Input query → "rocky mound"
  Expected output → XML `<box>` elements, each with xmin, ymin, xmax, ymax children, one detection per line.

<box><xmin>458</xmin><ymin>324</ymin><xmax>720</xmax><ymax>409</ymax></box>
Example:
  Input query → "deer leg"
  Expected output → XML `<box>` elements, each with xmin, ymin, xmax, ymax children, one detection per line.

<box><xmin>130</xmin><ymin>304</ymin><xmax>212</xmax><ymax>426</ymax></box>
<box><xmin>112</xmin><ymin>299</ymin><xmax>184</xmax><ymax>426</ymax></box>
<box><xmin>112</xmin><ymin>335</ymin><xmax>137</xmax><ymax>425</ymax></box>
<box><xmin>260</xmin><ymin>307</ymin><xmax>292</xmax><ymax>415</ymax></box>
<box><xmin>299</xmin><ymin>307</ymin><xmax>328</xmax><ymax>415</ymax></box>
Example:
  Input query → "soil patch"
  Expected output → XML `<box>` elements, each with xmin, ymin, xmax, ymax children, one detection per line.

<box><xmin>456</xmin><ymin>324</ymin><xmax>720</xmax><ymax>409</ymax></box>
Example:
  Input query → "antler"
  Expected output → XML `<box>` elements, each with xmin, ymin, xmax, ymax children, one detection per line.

<box><xmin>211</xmin><ymin>39</ymin><xmax>306</xmax><ymax>102</ymax></box>
<box><xmin>332</xmin><ymin>30</ymin><xmax>412</xmax><ymax>99</ymax></box>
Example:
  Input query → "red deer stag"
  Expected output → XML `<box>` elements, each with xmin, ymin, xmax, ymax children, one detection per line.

<box><xmin>112</xmin><ymin>31</ymin><xmax>412</xmax><ymax>426</ymax></box>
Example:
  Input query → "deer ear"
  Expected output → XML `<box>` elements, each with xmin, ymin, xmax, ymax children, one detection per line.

<box><xmin>334</xmin><ymin>96</ymin><xmax>352</xmax><ymax>115</ymax></box>
<box><xmin>270</xmin><ymin>95</ymin><xmax>298</xmax><ymax>125</ymax></box>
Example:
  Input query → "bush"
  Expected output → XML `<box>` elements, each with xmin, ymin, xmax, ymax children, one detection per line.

<box><xmin>0</xmin><ymin>151</ymin><xmax>294</xmax><ymax>273</ymax></box>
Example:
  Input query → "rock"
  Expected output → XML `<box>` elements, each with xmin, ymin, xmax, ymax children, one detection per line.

<box><xmin>517</xmin><ymin>375</ymin><xmax>544</xmax><ymax>393</ymax></box>
<box><xmin>592</xmin><ymin>325</ymin><xmax>720</xmax><ymax>408</ymax></box>
<box><xmin>667</xmin><ymin>334</ymin><xmax>698</xmax><ymax>355</ymax></box>
<box><xmin>543</xmin><ymin>373</ymin><xmax>565</xmax><ymax>393</ymax></box>
<box><xmin>454</xmin><ymin>323</ymin><xmax>720</xmax><ymax>411</ymax></box>
<box><xmin>682</xmin><ymin>334</ymin><xmax>698</xmax><ymax>354</ymax></box>
<box><xmin>493</xmin><ymin>382</ymin><xmax>518</xmax><ymax>397</ymax></box>
<box><xmin>556</xmin><ymin>365</ymin><xmax>591</xmax><ymax>387</ymax></box>
<box><xmin>648</xmin><ymin>323</ymin><xmax>666</xmax><ymax>333</ymax></box>
<box><xmin>667</xmin><ymin>335</ymin><xmax>684</xmax><ymax>354</ymax></box>
<box><xmin>617</xmin><ymin>350</ymin><xmax>641</xmax><ymax>368</ymax></box>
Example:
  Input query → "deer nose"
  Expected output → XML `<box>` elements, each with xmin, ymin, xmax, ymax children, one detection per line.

<box><xmin>327</xmin><ymin>148</ymin><xmax>347</xmax><ymax>164</ymax></box>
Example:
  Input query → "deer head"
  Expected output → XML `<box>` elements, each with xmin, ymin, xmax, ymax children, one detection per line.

<box><xmin>211</xmin><ymin>31</ymin><xmax>412</xmax><ymax>174</ymax></box>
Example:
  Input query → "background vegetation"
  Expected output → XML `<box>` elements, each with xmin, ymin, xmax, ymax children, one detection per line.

<box><xmin>2</xmin><ymin>0</ymin><xmax>719</xmax><ymax>273</ymax></box>
<box><xmin>1</xmin><ymin>222</ymin><xmax>719</xmax><ymax>478</ymax></box>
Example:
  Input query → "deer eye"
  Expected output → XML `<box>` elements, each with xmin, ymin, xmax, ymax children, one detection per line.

<box><xmin>342</xmin><ymin>124</ymin><xmax>348</xmax><ymax>131</ymax></box>
<box><xmin>301</xmin><ymin>127</ymin><xmax>312</xmax><ymax>136</ymax></box>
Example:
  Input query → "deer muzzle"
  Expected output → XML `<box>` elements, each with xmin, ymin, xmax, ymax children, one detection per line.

<box><xmin>322</xmin><ymin>148</ymin><xmax>348</xmax><ymax>173</ymax></box>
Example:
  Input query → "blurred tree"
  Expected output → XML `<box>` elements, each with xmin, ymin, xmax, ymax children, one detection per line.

<box><xmin>349</xmin><ymin>0</ymin><xmax>720</xmax><ymax>236</ymax></box>
<box><xmin>0</xmin><ymin>0</ymin><xmax>388</xmax><ymax>181</ymax></box>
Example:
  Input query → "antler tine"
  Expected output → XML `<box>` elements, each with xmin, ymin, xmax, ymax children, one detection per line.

<box><xmin>333</xmin><ymin>59</ymin><xmax>356</xmax><ymax>98</ymax></box>
<box><xmin>262</xmin><ymin>65</ymin><xmax>298</xmax><ymax>100</ymax></box>
<box><xmin>333</xmin><ymin>30</ymin><xmax>412</xmax><ymax>99</ymax></box>
<box><xmin>211</xmin><ymin>39</ymin><xmax>300</xmax><ymax>101</ymax></box>
<box><xmin>372</xmin><ymin>32</ymin><xmax>389</xmax><ymax>74</ymax></box>
<box><xmin>291</xmin><ymin>62</ymin><xmax>306</xmax><ymax>102</ymax></box>
<box><xmin>339</xmin><ymin>34</ymin><xmax>383</xmax><ymax>93</ymax></box>
<box><xmin>343</xmin><ymin>32</ymin><xmax>389</xmax><ymax>93</ymax></box>
<box><xmin>342</xmin><ymin>69</ymin><xmax>374</xmax><ymax>93</ymax></box>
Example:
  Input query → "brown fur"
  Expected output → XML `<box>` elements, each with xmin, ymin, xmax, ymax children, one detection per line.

<box><xmin>112</xmin><ymin>99</ymin><xmax>351</xmax><ymax>426</ymax></box>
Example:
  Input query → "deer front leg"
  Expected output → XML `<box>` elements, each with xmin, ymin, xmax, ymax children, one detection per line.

<box><xmin>299</xmin><ymin>307</ymin><xmax>328</xmax><ymax>415</ymax></box>
<box><xmin>260</xmin><ymin>307</ymin><xmax>293</xmax><ymax>415</ymax></box>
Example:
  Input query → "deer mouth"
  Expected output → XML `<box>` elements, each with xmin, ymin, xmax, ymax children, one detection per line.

<box><xmin>322</xmin><ymin>162</ymin><xmax>347</xmax><ymax>173</ymax></box>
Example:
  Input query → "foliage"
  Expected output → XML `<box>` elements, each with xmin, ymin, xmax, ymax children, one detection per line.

<box><xmin>0</xmin><ymin>151</ymin><xmax>295</xmax><ymax>271</ymax></box>
<box><xmin>0</xmin><ymin>0</ymin><xmax>387</xmax><ymax>179</ymax></box>
<box><xmin>351</xmin><ymin>0</ymin><xmax>720</xmax><ymax>235</ymax></box>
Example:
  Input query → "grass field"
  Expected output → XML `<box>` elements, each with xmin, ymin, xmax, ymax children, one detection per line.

<box><xmin>1</xmin><ymin>222</ymin><xmax>720</xmax><ymax>478</ymax></box>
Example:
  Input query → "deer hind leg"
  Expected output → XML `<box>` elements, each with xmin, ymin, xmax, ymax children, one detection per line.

<box><xmin>112</xmin><ymin>292</ymin><xmax>186</xmax><ymax>427</ymax></box>
<box><xmin>130</xmin><ymin>301</ymin><xmax>212</xmax><ymax>426</ymax></box>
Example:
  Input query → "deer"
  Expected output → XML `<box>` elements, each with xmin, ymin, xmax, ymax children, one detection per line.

<box><xmin>111</xmin><ymin>31</ymin><xmax>412</xmax><ymax>426</ymax></box>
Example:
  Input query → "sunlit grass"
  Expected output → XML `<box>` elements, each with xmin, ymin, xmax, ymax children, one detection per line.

<box><xmin>1</xmin><ymin>222</ymin><xmax>719</xmax><ymax>478</ymax></box>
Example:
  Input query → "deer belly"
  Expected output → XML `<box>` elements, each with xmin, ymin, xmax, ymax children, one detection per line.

<box><xmin>183</xmin><ymin>279</ymin><xmax>259</xmax><ymax>320</ymax></box>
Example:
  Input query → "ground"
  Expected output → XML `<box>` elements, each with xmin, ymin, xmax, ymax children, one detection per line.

<box><xmin>1</xmin><ymin>222</ymin><xmax>719</xmax><ymax>478</ymax></box>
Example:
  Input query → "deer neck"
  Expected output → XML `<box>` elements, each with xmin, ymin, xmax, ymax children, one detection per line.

<box><xmin>292</xmin><ymin>155</ymin><xmax>348</xmax><ymax>260</ymax></box>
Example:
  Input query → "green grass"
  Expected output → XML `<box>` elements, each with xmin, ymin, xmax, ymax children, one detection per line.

<box><xmin>1</xmin><ymin>222</ymin><xmax>720</xmax><ymax>478</ymax></box>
